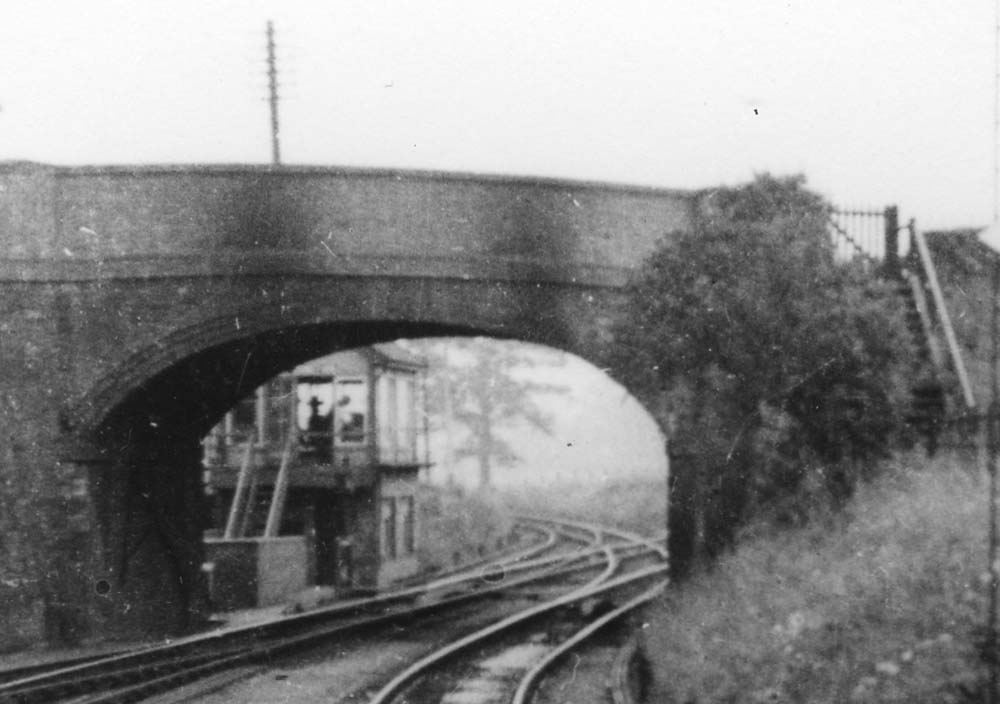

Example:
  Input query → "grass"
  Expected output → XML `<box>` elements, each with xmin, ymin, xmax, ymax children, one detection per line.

<box><xmin>500</xmin><ymin>476</ymin><xmax>668</xmax><ymax>536</ymax></box>
<box><xmin>416</xmin><ymin>483</ymin><xmax>515</xmax><ymax>573</ymax></box>
<box><xmin>415</xmin><ymin>477</ymin><xmax>666</xmax><ymax>577</ymax></box>
<box><xmin>641</xmin><ymin>450</ymin><xmax>989</xmax><ymax>703</ymax></box>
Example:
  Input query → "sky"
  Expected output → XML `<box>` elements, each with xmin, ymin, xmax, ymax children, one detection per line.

<box><xmin>1</xmin><ymin>1</ymin><xmax>995</xmax><ymax>230</ymax></box>
<box><xmin>423</xmin><ymin>342</ymin><xmax>667</xmax><ymax>489</ymax></box>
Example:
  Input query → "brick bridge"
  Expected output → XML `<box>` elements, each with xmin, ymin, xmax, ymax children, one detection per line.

<box><xmin>0</xmin><ymin>162</ymin><xmax>693</xmax><ymax>645</ymax></box>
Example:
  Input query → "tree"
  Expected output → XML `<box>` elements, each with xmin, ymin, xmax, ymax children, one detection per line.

<box><xmin>608</xmin><ymin>174</ymin><xmax>910</xmax><ymax>571</ymax></box>
<box><xmin>414</xmin><ymin>338</ymin><xmax>566</xmax><ymax>488</ymax></box>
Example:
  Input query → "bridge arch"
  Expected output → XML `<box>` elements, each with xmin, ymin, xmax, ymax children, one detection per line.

<box><xmin>67</xmin><ymin>276</ymin><xmax>645</xmax><ymax>640</ymax></box>
<box><xmin>75</xmin><ymin>276</ymin><xmax>623</xmax><ymax>444</ymax></box>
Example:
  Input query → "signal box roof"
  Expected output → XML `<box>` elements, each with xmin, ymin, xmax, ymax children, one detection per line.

<box><xmin>292</xmin><ymin>343</ymin><xmax>426</xmax><ymax>377</ymax></box>
<box><xmin>370</xmin><ymin>342</ymin><xmax>426</xmax><ymax>369</ymax></box>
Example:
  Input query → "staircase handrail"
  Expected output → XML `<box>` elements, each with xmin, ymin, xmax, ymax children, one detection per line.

<box><xmin>223</xmin><ymin>439</ymin><xmax>256</xmax><ymax>539</ymax></box>
<box><xmin>910</xmin><ymin>220</ymin><xmax>977</xmax><ymax>409</ymax></box>
<box><xmin>264</xmin><ymin>430</ymin><xmax>297</xmax><ymax>538</ymax></box>
<box><xmin>901</xmin><ymin>268</ymin><xmax>945</xmax><ymax>370</ymax></box>
<box><xmin>237</xmin><ymin>473</ymin><xmax>261</xmax><ymax>538</ymax></box>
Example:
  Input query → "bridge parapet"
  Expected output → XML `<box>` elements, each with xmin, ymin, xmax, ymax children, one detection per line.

<box><xmin>0</xmin><ymin>163</ymin><xmax>694</xmax><ymax>287</ymax></box>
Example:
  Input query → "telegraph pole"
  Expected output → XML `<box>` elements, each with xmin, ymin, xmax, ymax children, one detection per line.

<box><xmin>988</xmin><ymin>3</ymin><xmax>1000</xmax><ymax>701</ymax></box>
<box><xmin>989</xmin><ymin>258</ymin><xmax>999</xmax><ymax>704</ymax></box>
<box><xmin>266</xmin><ymin>20</ymin><xmax>281</xmax><ymax>166</ymax></box>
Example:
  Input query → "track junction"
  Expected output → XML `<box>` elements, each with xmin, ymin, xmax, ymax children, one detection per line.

<box><xmin>0</xmin><ymin>517</ymin><xmax>666</xmax><ymax>704</ymax></box>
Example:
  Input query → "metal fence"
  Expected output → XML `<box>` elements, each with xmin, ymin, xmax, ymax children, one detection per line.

<box><xmin>828</xmin><ymin>206</ymin><xmax>908</xmax><ymax>273</ymax></box>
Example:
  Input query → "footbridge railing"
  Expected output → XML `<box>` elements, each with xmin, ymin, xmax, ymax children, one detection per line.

<box><xmin>829</xmin><ymin>203</ymin><xmax>976</xmax><ymax>452</ymax></box>
<box><xmin>828</xmin><ymin>205</ymin><xmax>908</xmax><ymax>275</ymax></box>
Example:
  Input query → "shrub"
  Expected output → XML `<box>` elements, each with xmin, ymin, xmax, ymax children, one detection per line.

<box><xmin>416</xmin><ymin>484</ymin><xmax>514</xmax><ymax>572</ymax></box>
<box><xmin>608</xmin><ymin>174</ymin><xmax>911</xmax><ymax>571</ymax></box>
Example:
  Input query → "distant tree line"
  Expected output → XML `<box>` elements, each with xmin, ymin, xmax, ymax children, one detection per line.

<box><xmin>607</xmin><ymin>174</ymin><xmax>912</xmax><ymax>575</ymax></box>
<box><xmin>412</xmin><ymin>338</ymin><xmax>565</xmax><ymax>488</ymax></box>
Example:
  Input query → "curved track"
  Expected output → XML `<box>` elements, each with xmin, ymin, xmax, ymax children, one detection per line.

<box><xmin>367</xmin><ymin>520</ymin><xmax>666</xmax><ymax>704</ymax></box>
<box><xmin>511</xmin><ymin>582</ymin><xmax>663</xmax><ymax>704</ymax></box>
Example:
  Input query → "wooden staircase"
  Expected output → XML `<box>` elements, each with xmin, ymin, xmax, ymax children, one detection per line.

<box><xmin>832</xmin><ymin>206</ymin><xmax>976</xmax><ymax>451</ymax></box>
<box><xmin>223</xmin><ymin>433</ymin><xmax>297</xmax><ymax>539</ymax></box>
<box><xmin>893</xmin><ymin>221</ymin><xmax>976</xmax><ymax>449</ymax></box>
<box><xmin>897</xmin><ymin>272</ymin><xmax>947</xmax><ymax>449</ymax></box>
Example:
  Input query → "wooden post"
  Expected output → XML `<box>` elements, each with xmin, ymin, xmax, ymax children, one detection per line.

<box><xmin>266</xmin><ymin>21</ymin><xmax>281</xmax><ymax>166</ymax></box>
<box><xmin>658</xmin><ymin>387</ymin><xmax>672</xmax><ymax>555</ymax></box>
<box><xmin>988</xmin><ymin>258</ymin><xmax>1000</xmax><ymax>703</ymax></box>
<box><xmin>883</xmin><ymin>205</ymin><xmax>900</xmax><ymax>278</ymax></box>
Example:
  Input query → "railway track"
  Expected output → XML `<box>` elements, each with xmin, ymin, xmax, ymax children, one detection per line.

<box><xmin>514</xmin><ymin>585</ymin><xmax>661</xmax><ymax>704</ymax></box>
<box><xmin>367</xmin><ymin>528</ymin><xmax>666</xmax><ymax>704</ymax></box>
<box><xmin>0</xmin><ymin>522</ymin><xmax>559</xmax><ymax>690</ymax></box>
<box><xmin>0</xmin><ymin>518</ymin><xmax>646</xmax><ymax>704</ymax></box>
<box><xmin>194</xmin><ymin>521</ymin><xmax>665</xmax><ymax>704</ymax></box>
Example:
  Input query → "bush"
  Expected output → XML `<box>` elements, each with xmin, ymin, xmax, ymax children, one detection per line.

<box><xmin>608</xmin><ymin>174</ymin><xmax>911</xmax><ymax>571</ymax></box>
<box><xmin>502</xmin><ymin>477</ymin><xmax>667</xmax><ymax>536</ymax></box>
<box><xmin>416</xmin><ymin>484</ymin><xmax>515</xmax><ymax>572</ymax></box>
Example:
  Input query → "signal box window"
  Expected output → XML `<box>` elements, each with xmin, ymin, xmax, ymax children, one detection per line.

<box><xmin>296</xmin><ymin>377</ymin><xmax>334</xmax><ymax>459</ymax></box>
<box><xmin>232</xmin><ymin>393</ymin><xmax>256</xmax><ymax>437</ymax></box>
<box><xmin>375</xmin><ymin>372</ymin><xmax>417</xmax><ymax>464</ymax></box>
<box><xmin>380</xmin><ymin>498</ymin><xmax>397</xmax><ymax>560</ymax></box>
<box><xmin>335</xmin><ymin>379</ymin><xmax>367</xmax><ymax>445</ymax></box>
<box><xmin>376</xmin><ymin>375</ymin><xmax>394</xmax><ymax>461</ymax></box>
<box><xmin>398</xmin><ymin>495</ymin><xmax>415</xmax><ymax>556</ymax></box>
<box><xmin>266</xmin><ymin>380</ymin><xmax>293</xmax><ymax>446</ymax></box>
<box><xmin>395</xmin><ymin>375</ymin><xmax>415</xmax><ymax>464</ymax></box>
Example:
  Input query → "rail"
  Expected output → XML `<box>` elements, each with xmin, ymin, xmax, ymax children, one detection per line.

<box><xmin>367</xmin><ymin>561</ymin><xmax>668</xmax><ymax>704</ymax></box>
<box><xmin>401</xmin><ymin>523</ymin><xmax>558</xmax><ymax>590</ymax></box>
<box><xmin>511</xmin><ymin>581</ymin><xmax>665</xmax><ymax>704</ymax></box>
<box><xmin>518</xmin><ymin>514</ymin><xmax>669</xmax><ymax>561</ymax></box>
